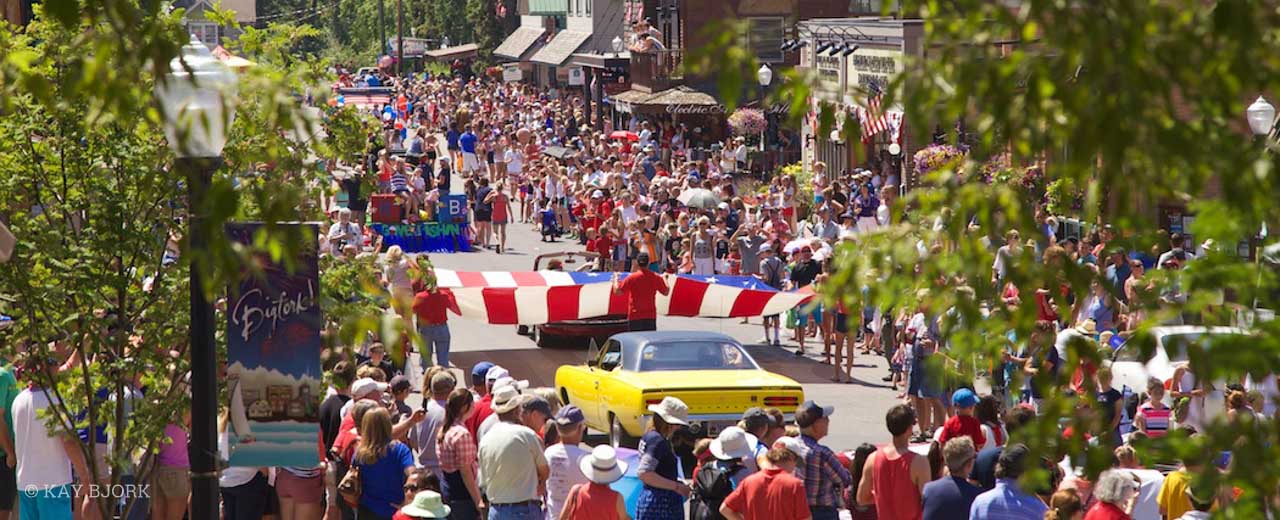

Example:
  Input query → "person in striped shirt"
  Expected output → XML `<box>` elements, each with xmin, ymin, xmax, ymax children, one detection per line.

<box><xmin>1133</xmin><ymin>377</ymin><xmax>1171</xmax><ymax>438</ymax></box>
<box><xmin>390</xmin><ymin>158</ymin><xmax>419</xmax><ymax>220</ymax></box>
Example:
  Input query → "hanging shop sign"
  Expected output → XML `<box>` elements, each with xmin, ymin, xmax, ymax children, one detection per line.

<box><xmin>503</xmin><ymin>63</ymin><xmax>523</xmax><ymax>82</ymax></box>
<box><xmin>223</xmin><ymin>222</ymin><xmax>324</xmax><ymax>468</ymax></box>
<box><xmin>847</xmin><ymin>48</ymin><xmax>902</xmax><ymax>91</ymax></box>
<box><xmin>568</xmin><ymin>67</ymin><xmax>585</xmax><ymax>86</ymax></box>
<box><xmin>666</xmin><ymin>104</ymin><xmax>726</xmax><ymax>115</ymax></box>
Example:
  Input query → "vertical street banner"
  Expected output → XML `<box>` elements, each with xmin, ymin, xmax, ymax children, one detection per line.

<box><xmin>223</xmin><ymin>223</ymin><xmax>323</xmax><ymax>468</ymax></box>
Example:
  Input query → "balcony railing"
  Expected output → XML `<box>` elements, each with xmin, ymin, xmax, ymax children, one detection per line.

<box><xmin>630</xmin><ymin>49</ymin><xmax>684</xmax><ymax>93</ymax></box>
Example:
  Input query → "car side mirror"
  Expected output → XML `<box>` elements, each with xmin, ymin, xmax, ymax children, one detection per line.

<box><xmin>587</xmin><ymin>338</ymin><xmax>600</xmax><ymax>366</ymax></box>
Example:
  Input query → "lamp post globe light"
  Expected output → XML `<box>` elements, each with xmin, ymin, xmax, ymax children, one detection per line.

<box><xmin>757</xmin><ymin>64</ymin><xmax>773</xmax><ymax>152</ymax></box>
<box><xmin>1248</xmin><ymin>96</ymin><xmax>1275</xmax><ymax>136</ymax></box>
<box><xmin>156</xmin><ymin>35</ymin><xmax>237</xmax><ymax>520</ymax></box>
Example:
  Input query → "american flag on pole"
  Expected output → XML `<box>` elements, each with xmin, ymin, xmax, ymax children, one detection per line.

<box><xmin>861</xmin><ymin>80</ymin><xmax>891</xmax><ymax>143</ymax></box>
<box><xmin>434</xmin><ymin>269</ymin><xmax>814</xmax><ymax>325</ymax></box>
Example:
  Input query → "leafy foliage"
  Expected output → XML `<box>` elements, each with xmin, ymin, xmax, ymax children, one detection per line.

<box><xmin>699</xmin><ymin>0</ymin><xmax>1280</xmax><ymax>513</ymax></box>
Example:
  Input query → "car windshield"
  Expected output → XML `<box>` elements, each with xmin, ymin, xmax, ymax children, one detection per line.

<box><xmin>636</xmin><ymin>341</ymin><xmax>758</xmax><ymax>372</ymax></box>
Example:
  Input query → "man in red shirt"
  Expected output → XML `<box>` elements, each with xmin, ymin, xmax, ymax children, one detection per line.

<box><xmin>720</xmin><ymin>437</ymin><xmax>811</xmax><ymax>520</ymax></box>
<box><xmin>613</xmin><ymin>252</ymin><xmax>669</xmax><ymax>331</ymax></box>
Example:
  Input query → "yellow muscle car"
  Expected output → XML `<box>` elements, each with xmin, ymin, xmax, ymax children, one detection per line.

<box><xmin>555</xmin><ymin>331</ymin><xmax>804</xmax><ymax>446</ymax></box>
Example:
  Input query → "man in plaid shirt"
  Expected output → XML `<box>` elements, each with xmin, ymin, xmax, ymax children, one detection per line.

<box><xmin>794</xmin><ymin>400</ymin><xmax>853</xmax><ymax>520</ymax></box>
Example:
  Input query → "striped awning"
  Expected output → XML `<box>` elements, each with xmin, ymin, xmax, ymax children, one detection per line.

<box><xmin>530</xmin><ymin>30</ymin><xmax>593</xmax><ymax>66</ymax></box>
<box><xmin>494</xmin><ymin>26</ymin><xmax>546</xmax><ymax>60</ymax></box>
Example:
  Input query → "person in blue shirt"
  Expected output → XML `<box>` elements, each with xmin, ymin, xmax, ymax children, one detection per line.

<box><xmin>458</xmin><ymin>125</ymin><xmax>480</xmax><ymax>177</ymax></box>
<box><xmin>968</xmin><ymin>444</ymin><xmax>1047</xmax><ymax>520</ymax></box>
<box><xmin>354</xmin><ymin>408</ymin><xmax>418</xmax><ymax>520</ymax></box>
<box><xmin>445</xmin><ymin>123</ymin><xmax>461</xmax><ymax>171</ymax></box>
<box><xmin>1103</xmin><ymin>248</ymin><xmax>1131</xmax><ymax>299</ymax></box>
<box><xmin>922</xmin><ymin>437</ymin><xmax>983</xmax><ymax>520</ymax></box>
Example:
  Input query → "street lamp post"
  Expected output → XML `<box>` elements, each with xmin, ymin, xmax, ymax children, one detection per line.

<box><xmin>156</xmin><ymin>36</ymin><xmax>237</xmax><ymax>520</ymax></box>
<box><xmin>1247</xmin><ymin>96</ymin><xmax>1275</xmax><ymax>137</ymax></box>
<box><xmin>756</xmin><ymin>64</ymin><xmax>773</xmax><ymax>153</ymax></box>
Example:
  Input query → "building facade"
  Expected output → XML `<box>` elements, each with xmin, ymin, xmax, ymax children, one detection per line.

<box><xmin>798</xmin><ymin>17</ymin><xmax>922</xmax><ymax>188</ymax></box>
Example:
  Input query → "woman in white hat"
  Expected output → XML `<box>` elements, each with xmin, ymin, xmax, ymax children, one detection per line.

<box><xmin>558</xmin><ymin>445</ymin><xmax>631</xmax><ymax>520</ymax></box>
<box><xmin>397</xmin><ymin>490</ymin><xmax>450</xmax><ymax>519</ymax></box>
<box><xmin>636</xmin><ymin>396</ymin><xmax>691</xmax><ymax>520</ymax></box>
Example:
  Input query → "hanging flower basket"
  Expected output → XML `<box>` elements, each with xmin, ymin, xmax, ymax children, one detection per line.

<box><xmin>727</xmin><ymin>108</ymin><xmax>767</xmax><ymax>136</ymax></box>
<box><xmin>913</xmin><ymin>144</ymin><xmax>967</xmax><ymax>179</ymax></box>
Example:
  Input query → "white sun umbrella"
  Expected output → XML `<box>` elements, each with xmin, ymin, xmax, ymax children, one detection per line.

<box><xmin>784</xmin><ymin>237</ymin><xmax>833</xmax><ymax>255</ymax></box>
<box><xmin>677</xmin><ymin>188</ymin><xmax>720</xmax><ymax>210</ymax></box>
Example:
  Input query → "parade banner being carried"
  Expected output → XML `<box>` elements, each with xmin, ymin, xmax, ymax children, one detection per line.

<box><xmin>371</xmin><ymin>221</ymin><xmax>470</xmax><ymax>253</ymax></box>
<box><xmin>223</xmin><ymin>223</ymin><xmax>324</xmax><ymax>468</ymax></box>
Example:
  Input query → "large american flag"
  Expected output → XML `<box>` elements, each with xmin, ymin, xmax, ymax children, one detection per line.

<box><xmin>435</xmin><ymin>269</ymin><xmax>814</xmax><ymax>325</ymax></box>
<box><xmin>861</xmin><ymin>80</ymin><xmax>891</xmax><ymax>143</ymax></box>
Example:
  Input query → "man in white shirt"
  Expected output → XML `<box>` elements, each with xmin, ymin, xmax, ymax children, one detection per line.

<box><xmin>14</xmin><ymin>374</ymin><xmax>90</xmax><ymax>520</ymax></box>
<box><xmin>410</xmin><ymin>372</ymin><xmax>455</xmax><ymax>482</ymax></box>
<box><xmin>877</xmin><ymin>185</ymin><xmax>896</xmax><ymax>227</ymax></box>
<box><xmin>503</xmin><ymin>145</ymin><xmax>523</xmax><ymax>180</ymax></box>
<box><xmin>478</xmin><ymin>386</ymin><xmax>549</xmax><ymax>519</ymax></box>
<box><xmin>543</xmin><ymin>406</ymin><xmax>590</xmax><ymax>520</ymax></box>
<box><xmin>326</xmin><ymin>208</ymin><xmax>362</xmax><ymax>256</ymax></box>
<box><xmin>638</xmin><ymin>121</ymin><xmax>653</xmax><ymax>148</ymax></box>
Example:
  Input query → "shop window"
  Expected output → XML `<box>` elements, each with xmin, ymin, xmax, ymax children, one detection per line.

<box><xmin>748</xmin><ymin>18</ymin><xmax>784</xmax><ymax>63</ymax></box>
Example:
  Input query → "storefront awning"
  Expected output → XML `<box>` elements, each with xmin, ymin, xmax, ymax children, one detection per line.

<box><xmin>609</xmin><ymin>85</ymin><xmax>723</xmax><ymax>114</ymax></box>
<box><xmin>494</xmin><ymin>26</ymin><xmax>546</xmax><ymax>60</ymax></box>
<box><xmin>530</xmin><ymin>30</ymin><xmax>593</xmax><ymax>67</ymax></box>
<box><xmin>528</xmin><ymin>0</ymin><xmax>567</xmax><ymax>15</ymax></box>
<box><xmin>423</xmin><ymin>43</ymin><xmax>479</xmax><ymax>62</ymax></box>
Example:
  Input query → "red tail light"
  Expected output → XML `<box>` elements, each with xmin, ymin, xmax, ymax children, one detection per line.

<box><xmin>645</xmin><ymin>398</ymin><xmax>663</xmax><ymax>406</ymax></box>
<box><xmin>763</xmin><ymin>396</ymin><xmax>799</xmax><ymax>407</ymax></box>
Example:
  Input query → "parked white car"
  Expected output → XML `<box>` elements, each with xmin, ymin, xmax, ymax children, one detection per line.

<box><xmin>1108</xmin><ymin>326</ymin><xmax>1249</xmax><ymax>425</ymax></box>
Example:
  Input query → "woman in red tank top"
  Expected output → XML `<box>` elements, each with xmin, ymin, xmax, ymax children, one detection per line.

<box><xmin>872</xmin><ymin>445</ymin><xmax>923</xmax><ymax>520</ymax></box>
<box><xmin>560</xmin><ymin>445</ymin><xmax>630</xmax><ymax>520</ymax></box>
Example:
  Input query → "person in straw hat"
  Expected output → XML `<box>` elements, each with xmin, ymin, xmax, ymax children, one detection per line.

<box><xmin>558</xmin><ymin>445</ymin><xmax>631</xmax><ymax>520</ymax></box>
<box><xmin>477</xmin><ymin>384</ymin><xmax>548</xmax><ymax>520</ymax></box>
<box><xmin>397</xmin><ymin>490</ymin><xmax>450</xmax><ymax>519</ymax></box>
<box><xmin>636</xmin><ymin>396</ymin><xmax>691</xmax><ymax>520</ymax></box>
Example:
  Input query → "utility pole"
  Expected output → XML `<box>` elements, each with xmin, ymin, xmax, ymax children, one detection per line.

<box><xmin>378</xmin><ymin>0</ymin><xmax>387</xmax><ymax>59</ymax></box>
<box><xmin>397</xmin><ymin>0</ymin><xmax>404</xmax><ymax>77</ymax></box>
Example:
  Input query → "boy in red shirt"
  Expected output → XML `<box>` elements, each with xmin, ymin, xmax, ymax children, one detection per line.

<box><xmin>594</xmin><ymin>229</ymin><xmax>616</xmax><ymax>271</ymax></box>
<box><xmin>938</xmin><ymin>388</ymin><xmax>986</xmax><ymax>449</ymax></box>
<box><xmin>720</xmin><ymin>437</ymin><xmax>811</xmax><ymax>520</ymax></box>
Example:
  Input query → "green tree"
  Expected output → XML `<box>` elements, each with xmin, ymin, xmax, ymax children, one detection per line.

<box><xmin>466</xmin><ymin>0</ymin><xmax>502</xmax><ymax>66</ymax></box>
<box><xmin>702</xmin><ymin>0</ymin><xmax>1279</xmax><ymax>513</ymax></box>
<box><xmin>0</xmin><ymin>6</ymin><xmax>368</xmax><ymax>518</ymax></box>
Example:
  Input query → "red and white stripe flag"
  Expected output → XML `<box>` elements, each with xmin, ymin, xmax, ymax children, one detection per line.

<box><xmin>861</xmin><ymin>81</ymin><xmax>891</xmax><ymax>143</ymax></box>
<box><xmin>434</xmin><ymin>269</ymin><xmax>814</xmax><ymax>325</ymax></box>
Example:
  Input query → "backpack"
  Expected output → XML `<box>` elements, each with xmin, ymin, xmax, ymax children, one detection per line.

<box><xmin>690</xmin><ymin>460</ymin><xmax>742</xmax><ymax>520</ymax></box>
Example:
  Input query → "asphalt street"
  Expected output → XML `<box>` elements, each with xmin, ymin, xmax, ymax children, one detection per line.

<box><xmin>401</xmin><ymin>141</ymin><xmax>901</xmax><ymax>451</ymax></box>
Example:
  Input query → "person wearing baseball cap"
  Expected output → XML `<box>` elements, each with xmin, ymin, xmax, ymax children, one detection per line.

<box><xmin>741</xmin><ymin>407</ymin><xmax>776</xmax><ymax>462</ymax></box>
<box><xmin>477</xmin><ymin>386</ymin><xmax>549</xmax><ymax>519</ymax></box>
<box><xmin>389</xmin><ymin>374</ymin><xmax>413</xmax><ymax>420</ymax></box>
<box><xmin>543</xmin><ymin>405</ymin><xmax>590</xmax><ymax>520</ymax></box>
<box><xmin>613</xmin><ymin>250</ymin><xmax>669</xmax><ymax>332</ymax></box>
<box><xmin>469</xmin><ymin>361</ymin><xmax>494</xmax><ymax>396</ymax></box>
<box><xmin>793</xmin><ymin>400</ymin><xmax>851</xmax><ymax>519</ymax></box>
<box><xmin>938</xmin><ymin>388</ymin><xmax>987</xmax><ymax>450</ymax></box>
<box><xmin>757</xmin><ymin>240</ymin><xmax>785</xmax><ymax>346</ymax></box>
<box><xmin>719</xmin><ymin>436</ymin><xmax>810</xmax><ymax>520</ymax></box>
<box><xmin>637</xmin><ymin>396</ymin><xmax>691</xmax><ymax>517</ymax></box>
<box><xmin>409</xmin><ymin>371</ymin><xmax>456</xmax><ymax>481</ymax></box>
<box><xmin>465</xmin><ymin>364</ymin><xmax>509</xmax><ymax>437</ymax></box>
